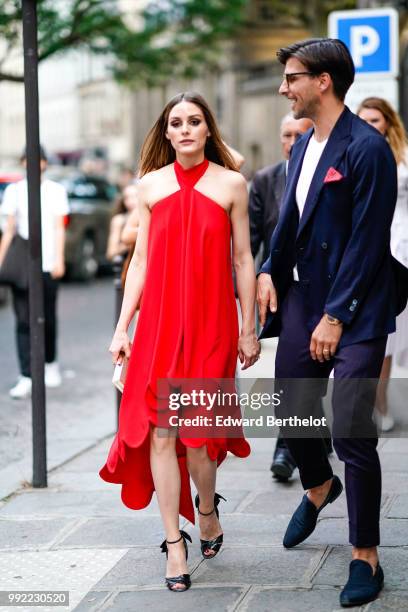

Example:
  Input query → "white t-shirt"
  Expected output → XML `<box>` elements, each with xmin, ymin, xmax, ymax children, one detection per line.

<box><xmin>1</xmin><ymin>178</ymin><xmax>69</xmax><ymax>272</ymax></box>
<box><xmin>294</xmin><ymin>135</ymin><xmax>328</xmax><ymax>280</ymax></box>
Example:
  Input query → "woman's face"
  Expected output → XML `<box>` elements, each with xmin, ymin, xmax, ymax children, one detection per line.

<box><xmin>123</xmin><ymin>185</ymin><xmax>139</xmax><ymax>211</ymax></box>
<box><xmin>358</xmin><ymin>107</ymin><xmax>388</xmax><ymax>136</ymax></box>
<box><xmin>166</xmin><ymin>101</ymin><xmax>210</xmax><ymax>156</ymax></box>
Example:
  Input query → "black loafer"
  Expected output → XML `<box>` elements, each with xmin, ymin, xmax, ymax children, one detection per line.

<box><xmin>340</xmin><ymin>560</ymin><xmax>384</xmax><ymax>607</ymax></box>
<box><xmin>283</xmin><ymin>475</ymin><xmax>343</xmax><ymax>548</ymax></box>
<box><xmin>271</xmin><ymin>439</ymin><xmax>296</xmax><ymax>482</ymax></box>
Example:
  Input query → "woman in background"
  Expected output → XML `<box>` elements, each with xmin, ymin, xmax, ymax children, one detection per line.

<box><xmin>358</xmin><ymin>97</ymin><xmax>408</xmax><ymax>431</ymax></box>
<box><xmin>106</xmin><ymin>183</ymin><xmax>139</xmax><ymax>261</ymax></box>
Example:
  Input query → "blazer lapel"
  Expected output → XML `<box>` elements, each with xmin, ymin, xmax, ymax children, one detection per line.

<box><xmin>296</xmin><ymin>107</ymin><xmax>353</xmax><ymax>239</ymax></box>
<box><xmin>280</xmin><ymin>130</ymin><xmax>312</xmax><ymax>219</ymax></box>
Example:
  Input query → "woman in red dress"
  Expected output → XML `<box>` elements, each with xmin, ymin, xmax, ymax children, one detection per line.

<box><xmin>100</xmin><ymin>92</ymin><xmax>260</xmax><ymax>591</ymax></box>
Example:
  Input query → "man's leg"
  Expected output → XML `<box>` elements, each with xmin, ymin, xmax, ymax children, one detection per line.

<box><xmin>43</xmin><ymin>273</ymin><xmax>58</xmax><ymax>364</ymax></box>
<box><xmin>9</xmin><ymin>287</ymin><xmax>32</xmax><ymax>398</ymax></box>
<box><xmin>11</xmin><ymin>286</ymin><xmax>30</xmax><ymax>377</ymax></box>
<box><xmin>332</xmin><ymin>337</ymin><xmax>386</xmax><ymax>566</ymax></box>
<box><xmin>275</xmin><ymin>282</ymin><xmax>333</xmax><ymax>490</ymax></box>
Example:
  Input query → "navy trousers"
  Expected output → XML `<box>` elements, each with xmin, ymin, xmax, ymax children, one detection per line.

<box><xmin>275</xmin><ymin>282</ymin><xmax>386</xmax><ymax>547</ymax></box>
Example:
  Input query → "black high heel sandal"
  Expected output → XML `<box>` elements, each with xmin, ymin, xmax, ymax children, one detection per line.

<box><xmin>160</xmin><ymin>530</ymin><xmax>192</xmax><ymax>592</ymax></box>
<box><xmin>195</xmin><ymin>492</ymin><xmax>226</xmax><ymax>559</ymax></box>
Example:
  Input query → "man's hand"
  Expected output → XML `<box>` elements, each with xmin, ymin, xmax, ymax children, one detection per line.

<box><xmin>51</xmin><ymin>261</ymin><xmax>65</xmax><ymax>279</ymax></box>
<box><xmin>256</xmin><ymin>273</ymin><xmax>277</xmax><ymax>326</ymax></box>
<box><xmin>310</xmin><ymin>315</ymin><xmax>343</xmax><ymax>362</ymax></box>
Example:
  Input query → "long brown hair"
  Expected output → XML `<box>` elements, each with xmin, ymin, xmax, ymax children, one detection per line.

<box><xmin>111</xmin><ymin>193</ymin><xmax>127</xmax><ymax>217</ymax></box>
<box><xmin>138</xmin><ymin>92</ymin><xmax>238</xmax><ymax>176</ymax></box>
<box><xmin>357</xmin><ymin>97</ymin><xmax>408</xmax><ymax>165</ymax></box>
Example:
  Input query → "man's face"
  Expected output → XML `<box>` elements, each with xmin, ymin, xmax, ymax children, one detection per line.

<box><xmin>22</xmin><ymin>158</ymin><xmax>48</xmax><ymax>173</ymax></box>
<box><xmin>279</xmin><ymin>57</ymin><xmax>320</xmax><ymax>121</ymax></box>
<box><xmin>280</xmin><ymin>118</ymin><xmax>313</xmax><ymax>159</ymax></box>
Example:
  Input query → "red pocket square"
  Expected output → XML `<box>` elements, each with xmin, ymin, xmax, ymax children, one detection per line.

<box><xmin>324</xmin><ymin>167</ymin><xmax>344</xmax><ymax>183</ymax></box>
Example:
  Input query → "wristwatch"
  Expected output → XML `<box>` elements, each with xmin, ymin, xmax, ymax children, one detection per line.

<box><xmin>325</xmin><ymin>313</ymin><xmax>343</xmax><ymax>326</ymax></box>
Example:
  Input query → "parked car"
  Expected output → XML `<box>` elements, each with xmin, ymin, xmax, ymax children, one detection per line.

<box><xmin>46</xmin><ymin>169</ymin><xmax>117</xmax><ymax>281</ymax></box>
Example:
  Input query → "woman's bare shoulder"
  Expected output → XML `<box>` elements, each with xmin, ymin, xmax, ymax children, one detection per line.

<box><xmin>208</xmin><ymin>162</ymin><xmax>246</xmax><ymax>186</ymax></box>
<box><xmin>139</xmin><ymin>164</ymin><xmax>173</xmax><ymax>184</ymax></box>
<box><xmin>137</xmin><ymin>165</ymin><xmax>174</xmax><ymax>200</ymax></box>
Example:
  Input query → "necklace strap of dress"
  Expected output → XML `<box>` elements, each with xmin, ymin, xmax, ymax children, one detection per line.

<box><xmin>174</xmin><ymin>158</ymin><xmax>209</xmax><ymax>188</ymax></box>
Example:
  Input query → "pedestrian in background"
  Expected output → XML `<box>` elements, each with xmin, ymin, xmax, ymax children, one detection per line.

<box><xmin>249</xmin><ymin>114</ymin><xmax>312</xmax><ymax>266</ymax></box>
<box><xmin>357</xmin><ymin>97</ymin><xmax>408</xmax><ymax>432</ymax></box>
<box><xmin>106</xmin><ymin>183</ymin><xmax>139</xmax><ymax>261</ymax></box>
<box><xmin>100</xmin><ymin>91</ymin><xmax>259</xmax><ymax>592</ymax></box>
<box><xmin>0</xmin><ymin>146</ymin><xmax>68</xmax><ymax>399</ymax></box>
<box><xmin>249</xmin><ymin>114</ymin><xmax>316</xmax><ymax>482</ymax></box>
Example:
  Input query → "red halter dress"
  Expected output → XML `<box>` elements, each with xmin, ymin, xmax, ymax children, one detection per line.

<box><xmin>99</xmin><ymin>159</ymin><xmax>250</xmax><ymax>523</ymax></box>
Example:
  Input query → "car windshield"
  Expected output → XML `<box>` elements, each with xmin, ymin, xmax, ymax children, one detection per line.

<box><xmin>48</xmin><ymin>174</ymin><xmax>115</xmax><ymax>201</ymax></box>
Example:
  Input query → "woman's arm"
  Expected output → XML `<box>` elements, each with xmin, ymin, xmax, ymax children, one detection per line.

<box><xmin>0</xmin><ymin>215</ymin><xmax>16</xmax><ymax>266</ymax></box>
<box><xmin>230</xmin><ymin>173</ymin><xmax>260</xmax><ymax>369</ymax></box>
<box><xmin>106</xmin><ymin>214</ymin><xmax>127</xmax><ymax>260</ymax></box>
<box><xmin>121</xmin><ymin>207</ymin><xmax>139</xmax><ymax>247</ymax></box>
<box><xmin>109</xmin><ymin>182</ymin><xmax>150</xmax><ymax>363</ymax></box>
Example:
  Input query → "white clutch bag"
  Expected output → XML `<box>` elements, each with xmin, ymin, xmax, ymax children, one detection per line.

<box><xmin>112</xmin><ymin>358</ymin><xmax>129</xmax><ymax>393</ymax></box>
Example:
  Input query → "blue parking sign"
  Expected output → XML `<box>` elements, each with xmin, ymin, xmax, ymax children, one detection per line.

<box><xmin>329</xmin><ymin>8</ymin><xmax>398</xmax><ymax>77</ymax></box>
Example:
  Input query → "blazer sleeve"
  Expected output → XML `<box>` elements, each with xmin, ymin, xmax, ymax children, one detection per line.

<box><xmin>324</xmin><ymin>135</ymin><xmax>398</xmax><ymax>324</ymax></box>
<box><xmin>248</xmin><ymin>172</ymin><xmax>265</xmax><ymax>258</ymax></box>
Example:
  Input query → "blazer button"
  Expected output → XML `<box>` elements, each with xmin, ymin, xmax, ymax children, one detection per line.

<box><xmin>321</xmin><ymin>242</ymin><xmax>328</xmax><ymax>250</ymax></box>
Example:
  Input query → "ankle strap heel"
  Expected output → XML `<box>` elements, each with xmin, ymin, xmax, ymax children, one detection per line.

<box><xmin>160</xmin><ymin>530</ymin><xmax>192</xmax><ymax>592</ymax></box>
<box><xmin>195</xmin><ymin>492</ymin><xmax>226</xmax><ymax>559</ymax></box>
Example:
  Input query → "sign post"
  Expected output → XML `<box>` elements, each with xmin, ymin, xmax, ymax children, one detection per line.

<box><xmin>22</xmin><ymin>0</ymin><xmax>47</xmax><ymax>488</ymax></box>
<box><xmin>328</xmin><ymin>8</ymin><xmax>399</xmax><ymax>110</ymax></box>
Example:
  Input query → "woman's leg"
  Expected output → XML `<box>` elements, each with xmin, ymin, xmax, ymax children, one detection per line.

<box><xmin>187</xmin><ymin>445</ymin><xmax>222</xmax><ymax>556</ymax></box>
<box><xmin>150</xmin><ymin>427</ymin><xmax>187</xmax><ymax>588</ymax></box>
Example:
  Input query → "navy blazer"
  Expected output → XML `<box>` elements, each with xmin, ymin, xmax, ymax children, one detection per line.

<box><xmin>260</xmin><ymin>106</ymin><xmax>401</xmax><ymax>347</ymax></box>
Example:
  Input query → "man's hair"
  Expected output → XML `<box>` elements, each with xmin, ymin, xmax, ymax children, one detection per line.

<box><xmin>277</xmin><ymin>38</ymin><xmax>355</xmax><ymax>101</ymax></box>
<box><xmin>20</xmin><ymin>144</ymin><xmax>48</xmax><ymax>162</ymax></box>
<box><xmin>280</xmin><ymin>113</ymin><xmax>294</xmax><ymax>128</ymax></box>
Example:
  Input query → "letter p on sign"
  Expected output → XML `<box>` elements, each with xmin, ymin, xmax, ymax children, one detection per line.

<box><xmin>350</xmin><ymin>25</ymin><xmax>380</xmax><ymax>68</ymax></box>
<box><xmin>328</xmin><ymin>8</ymin><xmax>398</xmax><ymax>76</ymax></box>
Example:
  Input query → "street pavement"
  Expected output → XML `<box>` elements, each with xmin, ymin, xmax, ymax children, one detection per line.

<box><xmin>0</xmin><ymin>278</ymin><xmax>117</xmax><ymax>499</ymax></box>
<box><xmin>1</xmin><ymin>283</ymin><xmax>408</xmax><ymax>611</ymax></box>
<box><xmin>1</xmin><ymin>425</ymin><xmax>408</xmax><ymax>611</ymax></box>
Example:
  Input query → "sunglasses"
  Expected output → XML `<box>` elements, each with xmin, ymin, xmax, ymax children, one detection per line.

<box><xmin>282</xmin><ymin>72</ymin><xmax>316</xmax><ymax>85</ymax></box>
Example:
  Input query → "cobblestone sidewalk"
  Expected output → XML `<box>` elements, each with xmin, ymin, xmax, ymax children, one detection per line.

<box><xmin>0</xmin><ymin>432</ymin><xmax>408</xmax><ymax>612</ymax></box>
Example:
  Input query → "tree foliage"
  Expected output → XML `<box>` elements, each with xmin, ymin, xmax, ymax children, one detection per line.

<box><xmin>0</xmin><ymin>0</ymin><xmax>364</xmax><ymax>85</ymax></box>
<box><xmin>0</xmin><ymin>0</ymin><xmax>247</xmax><ymax>84</ymax></box>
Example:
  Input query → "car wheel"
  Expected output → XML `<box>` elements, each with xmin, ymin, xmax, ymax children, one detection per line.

<box><xmin>71</xmin><ymin>235</ymin><xmax>98</xmax><ymax>281</ymax></box>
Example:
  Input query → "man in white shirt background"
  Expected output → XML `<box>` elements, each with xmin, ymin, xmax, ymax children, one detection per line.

<box><xmin>0</xmin><ymin>146</ymin><xmax>69</xmax><ymax>398</ymax></box>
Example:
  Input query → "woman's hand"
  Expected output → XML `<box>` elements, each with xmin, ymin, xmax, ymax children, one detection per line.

<box><xmin>238</xmin><ymin>331</ymin><xmax>261</xmax><ymax>370</ymax></box>
<box><xmin>109</xmin><ymin>329</ymin><xmax>132</xmax><ymax>364</ymax></box>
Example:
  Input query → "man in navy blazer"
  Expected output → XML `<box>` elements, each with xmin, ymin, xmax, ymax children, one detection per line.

<box><xmin>257</xmin><ymin>38</ymin><xmax>405</xmax><ymax>607</ymax></box>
